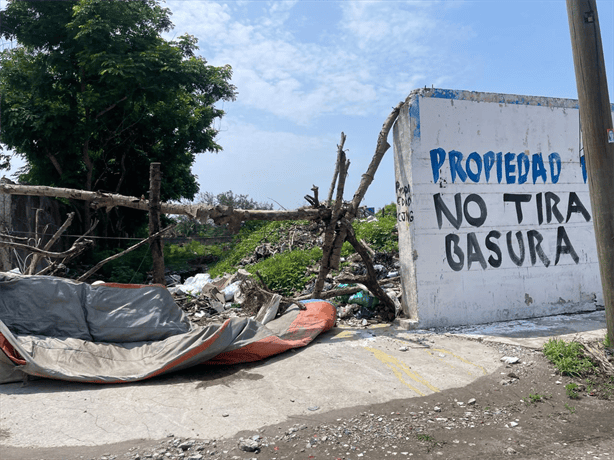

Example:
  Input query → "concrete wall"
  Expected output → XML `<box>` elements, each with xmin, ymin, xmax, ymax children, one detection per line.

<box><xmin>393</xmin><ymin>88</ymin><xmax>603</xmax><ymax>328</ymax></box>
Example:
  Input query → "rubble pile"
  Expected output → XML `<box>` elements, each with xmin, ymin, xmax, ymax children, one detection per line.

<box><xmin>168</xmin><ymin>218</ymin><xmax>403</xmax><ymax>327</ymax></box>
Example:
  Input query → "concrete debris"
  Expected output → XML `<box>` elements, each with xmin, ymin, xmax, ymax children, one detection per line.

<box><xmin>238</xmin><ymin>438</ymin><xmax>259</xmax><ymax>452</ymax></box>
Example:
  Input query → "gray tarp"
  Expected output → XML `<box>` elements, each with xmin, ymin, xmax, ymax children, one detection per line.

<box><xmin>0</xmin><ymin>273</ymin><xmax>336</xmax><ymax>384</ymax></box>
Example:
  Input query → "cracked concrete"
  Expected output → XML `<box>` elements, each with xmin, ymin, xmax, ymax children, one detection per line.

<box><xmin>0</xmin><ymin>311</ymin><xmax>607</xmax><ymax>449</ymax></box>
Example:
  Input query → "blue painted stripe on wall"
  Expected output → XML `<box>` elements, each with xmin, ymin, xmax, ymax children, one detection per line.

<box><xmin>413</xmin><ymin>87</ymin><xmax>614</xmax><ymax>111</ymax></box>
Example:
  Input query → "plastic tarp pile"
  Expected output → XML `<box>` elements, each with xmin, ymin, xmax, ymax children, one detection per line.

<box><xmin>0</xmin><ymin>272</ymin><xmax>336</xmax><ymax>384</ymax></box>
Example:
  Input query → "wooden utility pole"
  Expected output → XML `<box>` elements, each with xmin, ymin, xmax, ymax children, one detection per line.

<box><xmin>567</xmin><ymin>0</ymin><xmax>614</xmax><ymax>346</ymax></box>
<box><xmin>149</xmin><ymin>162</ymin><xmax>165</xmax><ymax>285</ymax></box>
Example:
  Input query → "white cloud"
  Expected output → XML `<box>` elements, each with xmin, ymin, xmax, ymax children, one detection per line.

<box><xmin>165</xmin><ymin>0</ymin><xmax>474</xmax><ymax>125</ymax></box>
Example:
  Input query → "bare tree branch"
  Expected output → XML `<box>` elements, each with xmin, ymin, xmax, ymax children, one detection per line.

<box><xmin>350</xmin><ymin>102</ymin><xmax>403</xmax><ymax>216</ymax></box>
<box><xmin>77</xmin><ymin>224</ymin><xmax>176</xmax><ymax>282</ymax></box>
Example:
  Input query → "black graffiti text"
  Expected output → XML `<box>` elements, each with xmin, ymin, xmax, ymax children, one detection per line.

<box><xmin>444</xmin><ymin>227</ymin><xmax>580</xmax><ymax>271</ymax></box>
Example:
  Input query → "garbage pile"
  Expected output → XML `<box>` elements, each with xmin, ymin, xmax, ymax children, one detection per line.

<box><xmin>167</xmin><ymin>218</ymin><xmax>403</xmax><ymax>327</ymax></box>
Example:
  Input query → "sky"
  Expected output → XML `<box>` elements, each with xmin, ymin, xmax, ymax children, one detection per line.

<box><xmin>3</xmin><ymin>0</ymin><xmax>614</xmax><ymax>210</ymax></box>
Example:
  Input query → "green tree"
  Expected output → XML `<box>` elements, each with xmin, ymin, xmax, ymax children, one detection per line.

<box><xmin>0</xmin><ymin>0</ymin><xmax>236</xmax><ymax>236</ymax></box>
<box><xmin>198</xmin><ymin>190</ymin><xmax>274</xmax><ymax>210</ymax></box>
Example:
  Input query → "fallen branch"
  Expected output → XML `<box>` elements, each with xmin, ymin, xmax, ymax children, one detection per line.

<box><xmin>0</xmin><ymin>183</ymin><xmax>331</xmax><ymax>231</ymax></box>
<box><xmin>580</xmin><ymin>339</ymin><xmax>614</xmax><ymax>376</ymax></box>
<box><xmin>77</xmin><ymin>224</ymin><xmax>176</xmax><ymax>282</ymax></box>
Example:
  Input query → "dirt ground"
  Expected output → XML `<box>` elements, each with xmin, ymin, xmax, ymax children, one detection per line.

<box><xmin>3</xmin><ymin>340</ymin><xmax>614</xmax><ymax>460</ymax></box>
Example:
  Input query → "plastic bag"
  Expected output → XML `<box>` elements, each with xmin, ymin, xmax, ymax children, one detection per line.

<box><xmin>222</xmin><ymin>281</ymin><xmax>241</xmax><ymax>302</ymax></box>
<box><xmin>347</xmin><ymin>291</ymin><xmax>379</xmax><ymax>309</ymax></box>
<box><xmin>173</xmin><ymin>273</ymin><xmax>212</xmax><ymax>296</ymax></box>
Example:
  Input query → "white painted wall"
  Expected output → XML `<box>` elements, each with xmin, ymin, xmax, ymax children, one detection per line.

<box><xmin>393</xmin><ymin>88</ymin><xmax>603</xmax><ymax>328</ymax></box>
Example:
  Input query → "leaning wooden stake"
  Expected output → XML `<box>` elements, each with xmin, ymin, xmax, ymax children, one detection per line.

<box><xmin>149</xmin><ymin>162</ymin><xmax>165</xmax><ymax>285</ymax></box>
<box><xmin>350</xmin><ymin>102</ymin><xmax>403</xmax><ymax>216</ymax></box>
<box><xmin>327</xmin><ymin>132</ymin><xmax>346</xmax><ymax>205</ymax></box>
<box><xmin>312</xmin><ymin>135</ymin><xmax>349</xmax><ymax>298</ymax></box>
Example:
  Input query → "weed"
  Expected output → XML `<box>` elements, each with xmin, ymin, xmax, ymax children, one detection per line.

<box><xmin>246</xmin><ymin>247</ymin><xmax>323</xmax><ymax>296</ymax></box>
<box><xmin>564</xmin><ymin>403</ymin><xmax>576</xmax><ymax>414</ymax></box>
<box><xmin>543</xmin><ymin>339</ymin><xmax>596</xmax><ymax>377</ymax></box>
<box><xmin>586</xmin><ymin>378</ymin><xmax>595</xmax><ymax>393</ymax></box>
<box><xmin>416</xmin><ymin>434</ymin><xmax>434</xmax><ymax>442</ymax></box>
<box><xmin>484</xmin><ymin>406</ymin><xmax>490</xmax><ymax>411</ymax></box>
<box><xmin>525</xmin><ymin>393</ymin><xmax>545</xmax><ymax>404</ymax></box>
<box><xmin>604</xmin><ymin>334</ymin><xmax>613</xmax><ymax>349</ymax></box>
<box><xmin>565</xmin><ymin>383</ymin><xmax>581</xmax><ymax>400</ymax></box>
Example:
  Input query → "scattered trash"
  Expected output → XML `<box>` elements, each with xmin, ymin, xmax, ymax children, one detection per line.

<box><xmin>308</xmin><ymin>406</ymin><xmax>320</xmax><ymax>411</ymax></box>
<box><xmin>501</xmin><ymin>356</ymin><xmax>520</xmax><ymax>364</ymax></box>
<box><xmin>171</xmin><ymin>273</ymin><xmax>211</xmax><ymax>296</ymax></box>
<box><xmin>399</xmin><ymin>346</ymin><xmax>408</xmax><ymax>352</ymax></box>
<box><xmin>222</xmin><ymin>281</ymin><xmax>241</xmax><ymax>302</ymax></box>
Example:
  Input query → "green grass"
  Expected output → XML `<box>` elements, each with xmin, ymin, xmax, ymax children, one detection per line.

<box><xmin>208</xmin><ymin>220</ymin><xmax>297</xmax><ymax>278</ymax></box>
<box><xmin>246</xmin><ymin>247</ymin><xmax>323</xmax><ymax>296</ymax></box>
<box><xmin>543</xmin><ymin>339</ymin><xmax>596</xmax><ymax>377</ymax></box>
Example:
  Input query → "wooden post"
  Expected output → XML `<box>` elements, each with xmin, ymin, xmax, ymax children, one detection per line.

<box><xmin>567</xmin><ymin>0</ymin><xmax>614</xmax><ymax>346</ymax></box>
<box><xmin>149</xmin><ymin>162</ymin><xmax>165</xmax><ymax>285</ymax></box>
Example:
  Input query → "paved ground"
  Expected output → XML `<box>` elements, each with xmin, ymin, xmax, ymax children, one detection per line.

<box><xmin>0</xmin><ymin>310</ymin><xmax>607</xmax><ymax>451</ymax></box>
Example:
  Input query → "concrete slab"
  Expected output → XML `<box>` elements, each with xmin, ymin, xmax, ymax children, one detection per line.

<box><xmin>0</xmin><ymin>325</ymin><xmax>500</xmax><ymax>448</ymax></box>
<box><xmin>0</xmin><ymin>310</ymin><xmax>607</xmax><ymax>449</ymax></box>
<box><xmin>442</xmin><ymin>310</ymin><xmax>608</xmax><ymax>349</ymax></box>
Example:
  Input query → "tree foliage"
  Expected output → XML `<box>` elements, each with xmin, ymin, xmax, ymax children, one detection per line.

<box><xmin>197</xmin><ymin>190</ymin><xmax>274</xmax><ymax>210</ymax></box>
<box><xmin>171</xmin><ymin>191</ymin><xmax>273</xmax><ymax>237</ymax></box>
<box><xmin>0</xmin><ymin>0</ymin><xmax>236</xmax><ymax>235</ymax></box>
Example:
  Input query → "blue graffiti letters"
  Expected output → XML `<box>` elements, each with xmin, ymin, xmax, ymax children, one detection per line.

<box><xmin>430</xmin><ymin>148</ymin><xmax>564</xmax><ymax>184</ymax></box>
